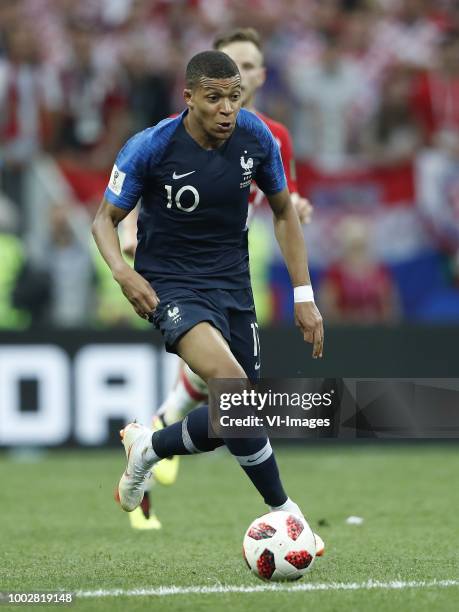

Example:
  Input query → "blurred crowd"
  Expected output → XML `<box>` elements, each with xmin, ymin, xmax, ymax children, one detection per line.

<box><xmin>1</xmin><ymin>0</ymin><xmax>459</xmax><ymax>329</ymax></box>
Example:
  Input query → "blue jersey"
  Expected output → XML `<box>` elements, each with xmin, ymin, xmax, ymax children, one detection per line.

<box><xmin>104</xmin><ymin>108</ymin><xmax>286</xmax><ymax>289</ymax></box>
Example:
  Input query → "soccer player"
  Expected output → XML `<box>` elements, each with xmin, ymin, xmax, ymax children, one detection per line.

<box><xmin>121</xmin><ymin>29</ymin><xmax>316</xmax><ymax>531</ymax></box>
<box><xmin>215</xmin><ymin>28</ymin><xmax>311</xmax><ymax>223</ymax></box>
<box><xmin>130</xmin><ymin>28</ymin><xmax>315</xmax><ymax>529</ymax></box>
<box><xmin>120</xmin><ymin>28</ymin><xmax>311</xmax><ymax>255</ymax></box>
<box><xmin>92</xmin><ymin>51</ymin><xmax>324</xmax><ymax>546</ymax></box>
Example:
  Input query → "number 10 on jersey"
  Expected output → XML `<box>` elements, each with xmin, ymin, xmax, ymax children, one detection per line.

<box><xmin>165</xmin><ymin>184</ymin><xmax>200</xmax><ymax>212</ymax></box>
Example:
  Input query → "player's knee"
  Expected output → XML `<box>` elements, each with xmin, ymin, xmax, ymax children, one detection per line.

<box><xmin>202</xmin><ymin>359</ymin><xmax>246</xmax><ymax>382</ymax></box>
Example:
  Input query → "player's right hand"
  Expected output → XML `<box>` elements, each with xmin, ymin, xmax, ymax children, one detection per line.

<box><xmin>291</xmin><ymin>193</ymin><xmax>313</xmax><ymax>225</ymax></box>
<box><xmin>114</xmin><ymin>266</ymin><xmax>159</xmax><ymax>320</ymax></box>
<box><xmin>294</xmin><ymin>301</ymin><xmax>324</xmax><ymax>359</ymax></box>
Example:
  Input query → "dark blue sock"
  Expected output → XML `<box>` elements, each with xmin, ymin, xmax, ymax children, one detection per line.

<box><xmin>152</xmin><ymin>405</ymin><xmax>287</xmax><ymax>506</ymax></box>
<box><xmin>152</xmin><ymin>405</ymin><xmax>224</xmax><ymax>457</ymax></box>
<box><xmin>225</xmin><ymin>437</ymin><xmax>287</xmax><ymax>507</ymax></box>
<box><xmin>151</xmin><ymin>420</ymin><xmax>187</xmax><ymax>457</ymax></box>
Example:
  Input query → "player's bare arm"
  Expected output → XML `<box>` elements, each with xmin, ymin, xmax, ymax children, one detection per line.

<box><xmin>120</xmin><ymin>205</ymin><xmax>139</xmax><ymax>258</ymax></box>
<box><xmin>92</xmin><ymin>198</ymin><xmax>159</xmax><ymax>319</ymax></box>
<box><xmin>267</xmin><ymin>188</ymin><xmax>324</xmax><ymax>358</ymax></box>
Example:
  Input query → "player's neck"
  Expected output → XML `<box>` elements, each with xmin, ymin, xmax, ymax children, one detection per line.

<box><xmin>183</xmin><ymin>113</ymin><xmax>224</xmax><ymax>150</ymax></box>
<box><xmin>244</xmin><ymin>97</ymin><xmax>257</xmax><ymax>113</ymax></box>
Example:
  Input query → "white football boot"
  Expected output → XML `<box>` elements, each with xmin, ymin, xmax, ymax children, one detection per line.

<box><xmin>314</xmin><ymin>532</ymin><xmax>325</xmax><ymax>557</ymax></box>
<box><xmin>116</xmin><ymin>422</ymin><xmax>157</xmax><ymax>512</ymax></box>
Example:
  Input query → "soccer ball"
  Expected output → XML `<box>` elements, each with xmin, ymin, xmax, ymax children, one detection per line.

<box><xmin>242</xmin><ymin>511</ymin><xmax>316</xmax><ymax>581</ymax></box>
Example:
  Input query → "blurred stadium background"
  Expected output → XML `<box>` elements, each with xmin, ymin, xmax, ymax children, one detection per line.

<box><xmin>1</xmin><ymin>0</ymin><xmax>459</xmax><ymax>446</ymax></box>
<box><xmin>1</xmin><ymin>3</ymin><xmax>459</xmax><ymax>609</ymax></box>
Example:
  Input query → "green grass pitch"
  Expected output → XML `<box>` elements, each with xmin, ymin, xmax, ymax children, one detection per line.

<box><xmin>1</xmin><ymin>444</ymin><xmax>458</xmax><ymax>611</ymax></box>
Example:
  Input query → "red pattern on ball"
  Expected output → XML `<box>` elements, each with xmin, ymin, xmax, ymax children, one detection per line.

<box><xmin>285</xmin><ymin>549</ymin><xmax>313</xmax><ymax>570</ymax></box>
<box><xmin>248</xmin><ymin>522</ymin><xmax>277</xmax><ymax>540</ymax></box>
<box><xmin>286</xmin><ymin>515</ymin><xmax>304</xmax><ymax>541</ymax></box>
<box><xmin>257</xmin><ymin>549</ymin><xmax>276</xmax><ymax>579</ymax></box>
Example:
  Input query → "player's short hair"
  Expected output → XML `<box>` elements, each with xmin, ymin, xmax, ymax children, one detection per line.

<box><xmin>185</xmin><ymin>50</ymin><xmax>240</xmax><ymax>89</ymax></box>
<box><xmin>213</xmin><ymin>27</ymin><xmax>262</xmax><ymax>53</ymax></box>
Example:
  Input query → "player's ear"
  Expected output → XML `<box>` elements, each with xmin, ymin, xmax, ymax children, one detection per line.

<box><xmin>183</xmin><ymin>88</ymin><xmax>194</xmax><ymax>110</ymax></box>
<box><xmin>257</xmin><ymin>67</ymin><xmax>266</xmax><ymax>88</ymax></box>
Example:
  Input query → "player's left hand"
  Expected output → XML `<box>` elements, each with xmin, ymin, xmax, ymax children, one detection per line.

<box><xmin>121</xmin><ymin>236</ymin><xmax>137</xmax><ymax>259</ymax></box>
<box><xmin>291</xmin><ymin>192</ymin><xmax>313</xmax><ymax>225</ymax></box>
<box><xmin>294</xmin><ymin>302</ymin><xmax>324</xmax><ymax>358</ymax></box>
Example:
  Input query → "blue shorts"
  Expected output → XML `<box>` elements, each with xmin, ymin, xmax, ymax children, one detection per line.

<box><xmin>150</xmin><ymin>286</ymin><xmax>260</xmax><ymax>381</ymax></box>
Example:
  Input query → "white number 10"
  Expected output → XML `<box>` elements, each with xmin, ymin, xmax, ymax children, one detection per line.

<box><xmin>165</xmin><ymin>184</ymin><xmax>200</xmax><ymax>212</ymax></box>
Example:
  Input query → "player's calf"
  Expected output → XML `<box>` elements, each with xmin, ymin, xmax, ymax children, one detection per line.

<box><xmin>157</xmin><ymin>363</ymin><xmax>208</xmax><ymax>425</ymax></box>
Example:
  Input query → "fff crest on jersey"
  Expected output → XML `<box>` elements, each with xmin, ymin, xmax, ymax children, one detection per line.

<box><xmin>240</xmin><ymin>152</ymin><xmax>253</xmax><ymax>177</ymax></box>
<box><xmin>167</xmin><ymin>305</ymin><xmax>181</xmax><ymax>324</ymax></box>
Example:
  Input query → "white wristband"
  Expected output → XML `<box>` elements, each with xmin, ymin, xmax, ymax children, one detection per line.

<box><xmin>294</xmin><ymin>285</ymin><xmax>314</xmax><ymax>303</ymax></box>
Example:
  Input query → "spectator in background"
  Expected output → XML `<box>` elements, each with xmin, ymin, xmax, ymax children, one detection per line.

<box><xmin>0</xmin><ymin>0</ymin><xmax>456</xmax><ymax>329</ymax></box>
<box><xmin>0</xmin><ymin>0</ymin><xmax>22</xmax><ymax>57</ymax></box>
<box><xmin>119</xmin><ymin>49</ymin><xmax>173</xmax><ymax>135</ymax></box>
<box><xmin>57</xmin><ymin>19</ymin><xmax>127</xmax><ymax>162</ymax></box>
<box><xmin>287</xmin><ymin>31</ymin><xmax>367</xmax><ymax>170</ymax></box>
<box><xmin>46</xmin><ymin>204</ymin><xmax>94</xmax><ymax>328</ymax></box>
<box><xmin>97</xmin><ymin>0</ymin><xmax>180</xmax><ymax>129</ymax></box>
<box><xmin>360</xmin><ymin>65</ymin><xmax>422</xmax><ymax>167</ymax></box>
<box><xmin>374</xmin><ymin>0</ymin><xmax>440</xmax><ymax>69</ymax></box>
<box><xmin>55</xmin><ymin>19</ymin><xmax>130</xmax><ymax>209</ymax></box>
<box><xmin>319</xmin><ymin>217</ymin><xmax>399</xmax><ymax>324</ymax></box>
<box><xmin>415</xmin><ymin>30</ymin><xmax>459</xmax><ymax>259</ymax></box>
<box><xmin>21</xmin><ymin>0</ymin><xmax>74</xmax><ymax>70</ymax></box>
<box><xmin>0</xmin><ymin>24</ymin><xmax>61</xmax><ymax>225</ymax></box>
<box><xmin>416</xmin><ymin>144</ymin><xmax>459</xmax><ymax>256</ymax></box>
<box><xmin>341</xmin><ymin>5</ymin><xmax>390</xmax><ymax>100</ymax></box>
<box><xmin>10</xmin><ymin>203</ymin><xmax>94</xmax><ymax>328</ymax></box>
<box><xmin>0</xmin><ymin>191</ymin><xmax>28</xmax><ymax>329</ymax></box>
<box><xmin>270</xmin><ymin>2</ymin><xmax>372</xmax><ymax>129</ymax></box>
<box><xmin>412</xmin><ymin>29</ymin><xmax>459</xmax><ymax>148</ymax></box>
<box><xmin>98</xmin><ymin>0</ymin><xmax>180</xmax><ymax>77</ymax></box>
